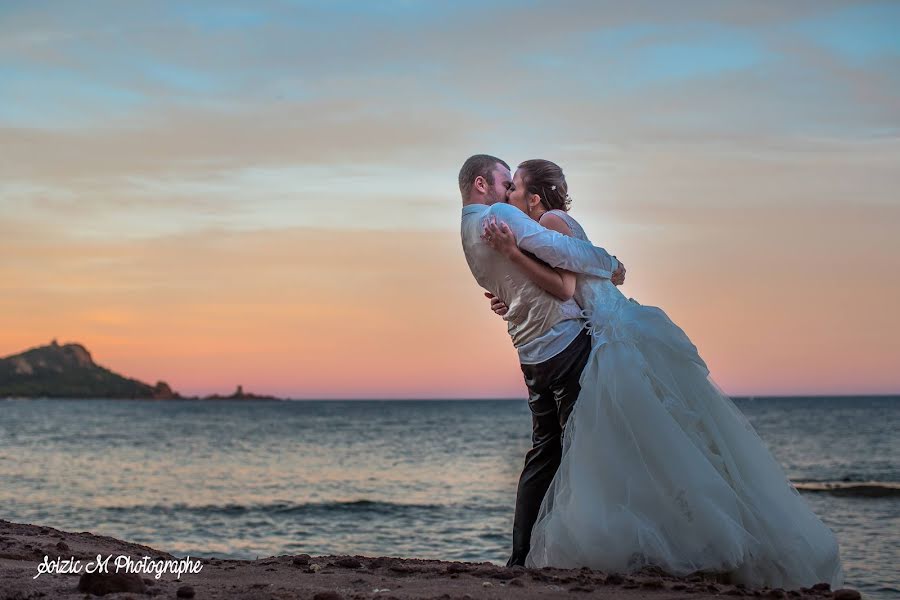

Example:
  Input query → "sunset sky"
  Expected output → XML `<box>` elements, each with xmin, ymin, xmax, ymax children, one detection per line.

<box><xmin>1</xmin><ymin>1</ymin><xmax>898</xmax><ymax>398</ymax></box>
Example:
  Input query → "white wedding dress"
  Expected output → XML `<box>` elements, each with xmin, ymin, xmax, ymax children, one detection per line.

<box><xmin>524</xmin><ymin>210</ymin><xmax>844</xmax><ymax>590</ymax></box>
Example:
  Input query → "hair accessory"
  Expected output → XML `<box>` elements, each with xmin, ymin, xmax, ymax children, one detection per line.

<box><xmin>550</xmin><ymin>185</ymin><xmax>556</xmax><ymax>191</ymax></box>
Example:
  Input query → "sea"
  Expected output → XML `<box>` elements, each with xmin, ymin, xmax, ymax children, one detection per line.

<box><xmin>1</xmin><ymin>396</ymin><xmax>896</xmax><ymax>598</ymax></box>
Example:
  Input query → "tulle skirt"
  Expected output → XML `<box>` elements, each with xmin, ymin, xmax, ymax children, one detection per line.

<box><xmin>524</xmin><ymin>298</ymin><xmax>844</xmax><ymax>590</ymax></box>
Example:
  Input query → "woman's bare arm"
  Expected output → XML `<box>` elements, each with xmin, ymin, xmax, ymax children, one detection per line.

<box><xmin>483</xmin><ymin>213</ymin><xmax>576</xmax><ymax>301</ymax></box>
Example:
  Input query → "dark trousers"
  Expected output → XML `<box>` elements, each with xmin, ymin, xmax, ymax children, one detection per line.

<box><xmin>506</xmin><ymin>328</ymin><xmax>592</xmax><ymax>568</ymax></box>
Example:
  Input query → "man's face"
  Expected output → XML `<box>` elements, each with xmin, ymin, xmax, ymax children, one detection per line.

<box><xmin>485</xmin><ymin>164</ymin><xmax>512</xmax><ymax>205</ymax></box>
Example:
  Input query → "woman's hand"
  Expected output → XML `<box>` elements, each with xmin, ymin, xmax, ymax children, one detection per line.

<box><xmin>484</xmin><ymin>292</ymin><xmax>509</xmax><ymax>316</ymax></box>
<box><xmin>481</xmin><ymin>216</ymin><xmax>519</xmax><ymax>259</ymax></box>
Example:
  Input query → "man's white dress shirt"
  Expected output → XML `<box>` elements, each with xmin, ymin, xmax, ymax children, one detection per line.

<box><xmin>461</xmin><ymin>203</ymin><xmax>619</xmax><ymax>364</ymax></box>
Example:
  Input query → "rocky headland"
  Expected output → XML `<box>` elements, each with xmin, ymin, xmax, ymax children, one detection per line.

<box><xmin>0</xmin><ymin>340</ymin><xmax>281</xmax><ymax>401</ymax></box>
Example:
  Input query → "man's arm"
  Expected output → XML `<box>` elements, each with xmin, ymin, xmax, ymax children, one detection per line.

<box><xmin>485</xmin><ymin>204</ymin><xmax>619</xmax><ymax>278</ymax></box>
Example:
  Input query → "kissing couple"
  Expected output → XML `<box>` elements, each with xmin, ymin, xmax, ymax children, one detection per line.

<box><xmin>458</xmin><ymin>154</ymin><xmax>843</xmax><ymax>589</ymax></box>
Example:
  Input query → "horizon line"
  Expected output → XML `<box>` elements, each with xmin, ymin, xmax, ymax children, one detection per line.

<box><xmin>5</xmin><ymin>393</ymin><xmax>899</xmax><ymax>402</ymax></box>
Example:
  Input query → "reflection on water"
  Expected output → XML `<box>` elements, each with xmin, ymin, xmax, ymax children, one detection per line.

<box><xmin>0</xmin><ymin>397</ymin><xmax>897</xmax><ymax>598</ymax></box>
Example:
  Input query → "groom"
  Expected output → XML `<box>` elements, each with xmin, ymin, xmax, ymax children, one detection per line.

<box><xmin>458</xmin><ymin>154</ymin><xmax>625</xmax><ymax>567</ymax></box>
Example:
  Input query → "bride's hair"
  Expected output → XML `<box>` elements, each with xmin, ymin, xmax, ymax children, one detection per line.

<box><xmin>518</xmin><ymin>159</ymin><xmax>572</xmax><ymax>211</ymax></box>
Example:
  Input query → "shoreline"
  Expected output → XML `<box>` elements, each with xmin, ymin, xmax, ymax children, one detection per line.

<box><xmin>0</xmin><ymin>520</ymin><xmax>857</xmax><ymax>600</ymax></box>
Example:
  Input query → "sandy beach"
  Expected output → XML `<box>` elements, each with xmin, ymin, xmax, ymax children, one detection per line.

<box><xmin>0</xmin><ymin>519</ymin><xmax>859</xmax><ymax>600</ymax></box>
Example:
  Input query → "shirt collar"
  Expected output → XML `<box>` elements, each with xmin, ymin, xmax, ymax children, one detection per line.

<box><xmin>462</xmin><ymin>204</ymin><xmax>488</xmax><ymax>215</ymax></box>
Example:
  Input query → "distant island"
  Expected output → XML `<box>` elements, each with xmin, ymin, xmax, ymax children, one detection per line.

<box><xmin>0</xmin><ymin>340</ymin><xmax>283</xmax><ymax>400</ymax></box>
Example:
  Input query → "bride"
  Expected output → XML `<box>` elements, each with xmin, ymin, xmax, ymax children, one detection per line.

<box><xmin>481</xmin><ymin>159</ymin><xmax>844</xmax><ymax>590</ymax></box>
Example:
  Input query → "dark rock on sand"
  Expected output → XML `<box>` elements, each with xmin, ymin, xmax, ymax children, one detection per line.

<box><xmin>367</xmin><ymin>556</ymin><xmax>395</xmax><ymax>569</ymax></box>
<box><xmin>176</xmin><ymin>585</ymin><xmax>196</xmax><ymax>598</ymax></box>
<box><xmin>54</xmin><ymin>541</ymin><xmax>69</xmax><ymax>551</ymax></box>
<box><xmin>489</xmin><ymin>569</ymin><xmax>524</xmax><ymax>580</ymax></box>
<box><xmin>445</xmin><ymin>563</ymin><xmax>469</xmax><ymax>574</ymax></box>
<box><xmin>388</xmin><ymin>563</ymin><xmax>415</xmax><ymax>574</ymax></box>
<box><xmin>76</xmin><ymin>572</ymin><xmax>146</xmax><ymax>595</ymax></box>
<box><xmin>333</xmin><ymin>557</ymin><xmax>362</xmax><ymax>569</ymax></box>
<box><xmin>638</xmin><ymin>565</ymin><xmax>669</xmax><ymax>577</ymax></box>
<box><xmin>312</xmin><ymin>592</ymin><xmax>344</xmax><ymax>600</ymax></box>
<box><xmin>833</xmin><ymin>590</ymin><xmax>862</xmax><ymax>600</ymax></box>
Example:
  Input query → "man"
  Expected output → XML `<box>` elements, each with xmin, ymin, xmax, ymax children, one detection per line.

<box><xmin>458</xmin><ymin>154</ymin><xmax>626</xmax><ymax>567</ymax></box>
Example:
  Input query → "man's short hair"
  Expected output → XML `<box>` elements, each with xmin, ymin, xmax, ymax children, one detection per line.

<box><xmin>458</xmin><ymin>154</ymin><xmax>510</xmax><ymax>199</ymax></box>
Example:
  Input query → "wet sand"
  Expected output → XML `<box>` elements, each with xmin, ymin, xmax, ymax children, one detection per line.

<box><xmin>0</xmin><ymin>519</ymin><xmax>855</xmax><ymax>600</ymax></box>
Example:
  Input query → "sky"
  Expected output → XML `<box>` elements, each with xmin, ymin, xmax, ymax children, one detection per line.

<box><xmin>1</xmin><ymin>0</ymin><xmax>898</xmax><ymax>398</ymax></box>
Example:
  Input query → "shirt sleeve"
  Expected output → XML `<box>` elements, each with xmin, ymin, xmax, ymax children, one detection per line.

<box><xmin>485</xmin><ymin>204</ymin><xmax>618</xmax><ymax>278</ymax></box>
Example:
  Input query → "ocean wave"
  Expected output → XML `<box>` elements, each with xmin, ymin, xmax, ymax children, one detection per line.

<box><xmin>793</xmin><ymin>480</ymin><xmax>900</xmax><ymax>498</ymax></box>
<box><xmin>101</xmin><ymin>499</ymin><xmax>485</xmax><ymax>516</ymax></box>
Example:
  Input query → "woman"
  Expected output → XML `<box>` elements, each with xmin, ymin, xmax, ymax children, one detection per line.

<box><xmin>482</xmin><ymin>159</ymin><xmax>843</xmax><ymax>589</ymax></box>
